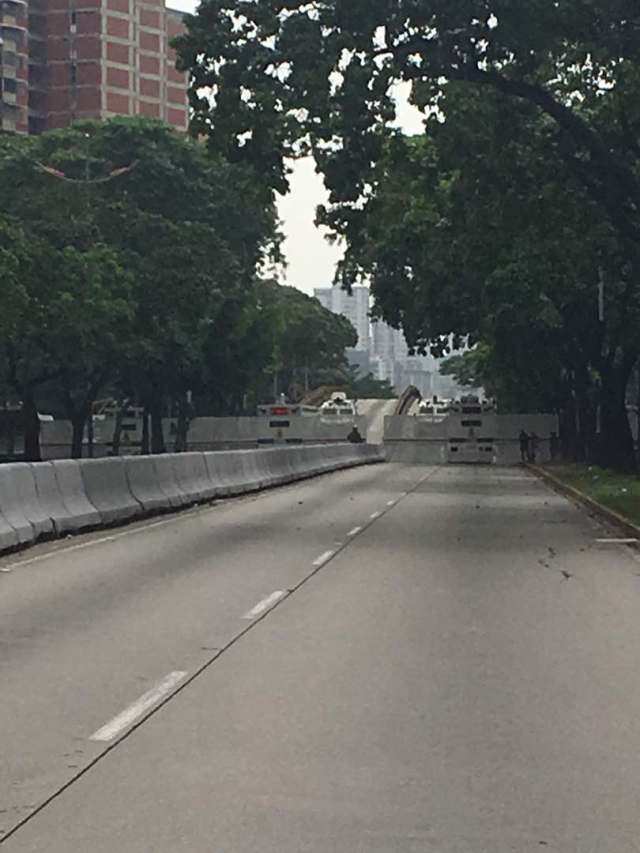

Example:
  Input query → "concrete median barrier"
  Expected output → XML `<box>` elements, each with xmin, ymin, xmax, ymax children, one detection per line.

<box><xmin>202</xmin><ymin>452</ymin><xmax>235</xmax><ymax>498</ymax></box>
<box><xmin>80</xmin><ymin>458</ymin><xmax>143</xmax><ymax>525</ymax></box>
<box><xmin>31</xmin><ymin>462</ymin><xmax>74</xmax><ymax>535</ymax></box>
<box><xmin>151</xmin><ymin>455</ymin><xmax>191</xmax><ymax>509</ymax></box>
<box><xmin>0</xmin><ymin>443</ymin><xmax>384</xmax><ymax>556</ymax></box>
<box><xmin>125</xmin><ymin>457</ymin><xmax>171</xmax><ymax>514</ymax></box>
<box><xmin>171</xmin><ymin>453</ymin><xmax>214</xmax><ymax>503</ymax></box>
<box><xmin>0</xmin><ymin>464</ymin><xmax>39</xmax><ymax>545</ymax></box>
<box><xmin>6</xmin><ymin>463</ymin><xmax>54</xmax><ymax>540</ymax></box>
<box><xmin>0</xmin><ymin>507</ymin><xmax>19</xmax><ymax>552</ymax></box>
<box><xmin>49</xmin><ymin>460</ymin><xmax>101</xmax><ymax>532</ymax></box>
<box><xmin>204</xmin><ymin>450</ymin><xmax>267</xmax><ymax>496</ymax></box>
<box><xmin>260</xmin><ymin>448</ymin><xmax>296</xmax><ymax>486</ymax></box>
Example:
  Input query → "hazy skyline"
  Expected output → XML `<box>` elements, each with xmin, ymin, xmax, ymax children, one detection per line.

<box><xmin>169</xmin><ymin>0</ymin><xmax>424</xmax><ymax>295</ymax></box>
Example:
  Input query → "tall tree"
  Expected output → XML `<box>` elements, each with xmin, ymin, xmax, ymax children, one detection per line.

<box><xmin>0</xmin><ymin>118</ymin><xmax>280</xmax><ymax>457</ymax></box>
<box><xmin>176</xmin><ymin>1</ymin><xmax>640</xmax><ymax>239</ymax></box>
<box><xmin>176</xmin><ymin>0</ymin><xmax>640</xmax><ymax>468</ymax></box>
<box><xmin>323</xmin><ymin>90</ymin><xmax>637</xmax><ymax>466</ymax></box>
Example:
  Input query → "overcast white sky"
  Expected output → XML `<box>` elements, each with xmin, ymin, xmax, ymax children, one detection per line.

<box><xmin>170</xmin><ymin>1</ymin><xmax>425</xmax><ymax>295</ymax></box>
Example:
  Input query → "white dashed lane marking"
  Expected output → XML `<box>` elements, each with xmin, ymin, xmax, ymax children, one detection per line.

<box><xmin>313</xmin><ymin>550</ymin><xmax>335</xmax><ymax>567</ymax></box>
<box><xmin>90</xmin><ymin>671</ymin><xmax>188</xmax><ymax>743</ymax></box>
<box><xmin>243</xmin><ymin>590</ymin><xmax>288</xmax><ymax>620</ymax></box>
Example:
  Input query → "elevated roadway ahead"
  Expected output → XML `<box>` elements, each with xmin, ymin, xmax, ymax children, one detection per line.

<box><xmin>3</xmin><ymin>465</ymin><xmax>640</xmax><ymax>851</ymax></box>
<box><xmin>356</xmin><ymin>398</ymin><xmax>399</xmax><ymax>444</ymax></box>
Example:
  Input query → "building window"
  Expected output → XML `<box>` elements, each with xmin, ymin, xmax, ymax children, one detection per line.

<box><xmin>70</xmin><ymin>63</ymin><xmax>77</xmax><ymax>84</ymax></box>
<box><xmin>3</xmin><ymin>77</ymin><xmax>17</xmax><ymax>94</ymax></box>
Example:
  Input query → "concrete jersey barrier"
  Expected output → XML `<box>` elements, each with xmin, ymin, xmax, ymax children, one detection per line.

<box><xmin>125</xmin><ymin>456</ymin><xmax>171</xmax><ymax>514</ymax></box>
<box><xmin>171</xmin><ymin>453</ymin><xmax>213</xmax><ymax>503</ymax></box>
<box><xmin>79</xmin><ymin>458</ymin><xmax>143</xmax><ymax>525</ymax></box>
<box><xmin>49</xmin><ymin>460</ymin><xmax>101</xmax><ymax>531</ymax></box>
<box><xmin>152</xmin><ymin>455</ymin><xmax>191</xmax><ymax>509</ymax></box>
<box><xmin>31</xmin><ymin>462</ymin><xmax>74</xmax><ymax>535</ymax></box>
<box><xmin>0</xmin><ymin>506</ymin><xmax>19</xmax><ymax>552</ymax></box>
<box><xmin>0</xmin><ymin>444</ymin><xmax>383</xmax><ymax>555</ymax></box>
<box><xmin>2</xmin><ymin>463</ymin><xmax>54</xmax><ymax>541</ymax></box>
<box><xmin>0</xmin><ymin>463</ymin><xmax>39</xmax><ymax>545</ymax></box>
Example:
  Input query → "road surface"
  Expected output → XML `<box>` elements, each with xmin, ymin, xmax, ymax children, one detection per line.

<box><xmin>2</xmin><ymin>464</ymin><xmax>640</xmax><ymax>851</ymax></box>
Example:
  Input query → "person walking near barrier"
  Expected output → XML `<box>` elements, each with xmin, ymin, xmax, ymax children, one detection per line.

<box><xmin>347</xmin><ymin>424</ymin><xmax>365</xmax><ymax>444</ymax></box>
<box><xmin>528</xmin><ymin>432</ymin><xmax>539</xmax><ymax>464</ymax></box>
<box><xmin>519</xmin><ymin>430</ymin><xmax>529</xmax><ymax>463</ymax></box>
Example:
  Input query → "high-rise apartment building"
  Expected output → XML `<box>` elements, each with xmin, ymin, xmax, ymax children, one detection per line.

<box><xmin>370</xmin><ymin>321</ymin><xmax>409</xmax><ymax>380</ymax></box>
<box><xmin>0</xmin><ymin>0</ymin><xmax>29</xmax><ymax>132</ymax></box>
<box><xmin>3</xmin><ymin>0</ymin><xmax>188</xmax><ymax>135</ymax></box>
<box><xmin>314</xmin><ymin>286</ymin><xmax>371</xmax><ymax>350</ymax></box>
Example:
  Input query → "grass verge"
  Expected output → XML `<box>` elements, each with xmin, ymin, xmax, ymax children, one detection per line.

<box><xmin>542</xmin><ymin>463</ymin><xmax>640</xmax><ymax>528</ymax></box>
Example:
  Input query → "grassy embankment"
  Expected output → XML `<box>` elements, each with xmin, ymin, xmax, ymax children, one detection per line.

<box><xmin>544</xmin><ymin>464</ymin><xmax>640</xmax><ymax>527</ymax></box>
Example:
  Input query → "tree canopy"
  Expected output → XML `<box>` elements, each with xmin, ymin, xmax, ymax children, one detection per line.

<box><xmin>176</xmin><ymin>1</ymin><xmax>640</xmax><ymax>228</ymax></box>
<box><xmin>176</xmin><ymin>0</ymin><xmax>640</xmax><ymax>469</ymax></box>
<box><xmin>0</xmin><ymin>120</ymin><xmax>359</xmax><ymax>459</ymax></box>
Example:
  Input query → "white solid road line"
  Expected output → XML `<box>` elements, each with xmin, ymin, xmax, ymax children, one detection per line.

<box><xmin>313</xmin><ymin>550</ymin><xmax>335</xmax><ymax>567</ymax></box>
<box><xmin>370</xmin><ymin>511</ymin><xmax>382</xmax><ymax>520</ymax></box>
<box><xmin>347</xmin><ymin>526</ymin><xmax>363</xmax><ymax>537</ymax></box>
<box><xmin>386</xmin><ymin>500</ymin><xmax>396</xmax><ymax>507</ymax></box>
<box><xmin>90</xmin><ymin>671</ymin><xmax>188</xmax><ymax>743</ymax></box>
<box><xmin>0</xmin><ymin>508</ymin><xmax>210</xmax><ymax>572</ymax></box>
<box><xmin>243</xmin><ymin>590</ymin><xmax>288</xmax><ymax>620</ymax></box>
<box><xmin>595</xmin><ymin>538</ymin><xmax>639</xmax><ymax>544</ymax></box>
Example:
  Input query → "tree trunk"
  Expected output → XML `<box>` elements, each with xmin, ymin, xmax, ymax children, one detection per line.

<box><xmin>6</xmin><ymin>403</ymin><xmax>16</xmax><ymax>458</ymax></box>
<box><xmin>596</xmin><ymin>365</ymin><xmax>636</xmax><ymax>472</ymax></box>
<box><xmin>141</xmin><ymin>407</ymin><xmax>150</xmax><ymax>456</ymax></box>
<box><xmin>173</xmin><ymin>393</ymin><xmax>192</xmax><ymax>453</ymax></box>
<box><xmin>150</xmin><ymin>383</ymin><xmax>166</xmax><ymax>454</ymax></box>
<box><xmin>87</xmin><ymin>408</ymin><xmax>95</xmax><ymax>459</ymax></box>
<box><xmin>558</xmin><ymin>401</ymin><xmax>577</xmax><ymax>461</ymax></box>
<box><xmin>111</xmin><ymin>402</ymin><xmax>125</xmax><ymax>457</ymax></box>
<box><xmin>22</xmin><ymin>390</ymin><xmax>41</xmax><ymax>462</ymax></box>
<box><xmin>70</xmin><ymin>413</ymin><xmax>86</xmax><ymax>459</ymax></box>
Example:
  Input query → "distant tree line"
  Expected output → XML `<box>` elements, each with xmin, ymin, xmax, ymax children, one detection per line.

<box><xmin>0</xmin><ymin>118</ymin><xmax>359</xmax><ymax>461</ymax></box>
<box><xmin>175</xmin><ymin>0</ymin><xmax>640</xmax><ymax>470</ymax></box>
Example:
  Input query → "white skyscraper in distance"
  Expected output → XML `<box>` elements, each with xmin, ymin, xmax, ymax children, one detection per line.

<box><xmin>314</xmin><ymin>284</ymin><xmax>475</xmax><ymax>398</ymax></box>
<box><xmin>314</xmin><ymin>286</ymin><xmax>370</xmax><ymax>350</ymax></box>
<box><xmin>370</xmin><ymin>321</ymin><xmax>409</xmax><ymax>383</ymax></box>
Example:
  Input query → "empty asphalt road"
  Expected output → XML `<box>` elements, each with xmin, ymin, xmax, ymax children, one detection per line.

<box><xmin>2</xmin><ymin>464</ymin><xmax>640</xmax><ymax>852</ymax></box>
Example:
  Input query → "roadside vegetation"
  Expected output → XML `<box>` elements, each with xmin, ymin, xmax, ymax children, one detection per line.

<box><xmin>0</xmin><ymin>118</ymin><xmax>387</xmax><ymax>460</ymax></box>
<box><xmin>3</xmin><ymin>3</ymin><xmax>640</xmax><ymax>471</ymax></box>
<box><xmin>175</xmin><ymin>0</ymin><xmax>640</xmax><ymax>471</ymax></box>
<box><xmin>544</xmin><ymin>464</ymin><xmax>640</xmax><ymax>528</ymax></box>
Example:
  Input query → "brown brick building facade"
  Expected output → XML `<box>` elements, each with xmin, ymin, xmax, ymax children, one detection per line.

<box><xmin>0</xmin><ymin>0</ymin><xmax>30</xmax><ymax>132</ymax></box>
<box><xmin>2</xmin><ymin>0</ymin><xmax>188</xmax><ymax>135</ymax></box>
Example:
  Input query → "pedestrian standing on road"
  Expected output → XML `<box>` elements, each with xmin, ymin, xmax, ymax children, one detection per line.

<box><xmin>528</xmin><ymin>432</ymin><xmax>539</xmax><ymax>464</ymax></box>
<box><xmin>519</xmin><ymin>429</ymin><xmax>529</xmax><ymax>463</ymax></box>
<box><xmin>550</xmin><ymin>431</ymin><xmax>560</xmax><ymax>462</ymax></box>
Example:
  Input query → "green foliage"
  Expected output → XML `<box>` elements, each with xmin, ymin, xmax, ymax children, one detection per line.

<box><xmin>259</xmin><ymin>281</ymin><xmax>357</xmax><ymax>371</ymax></box>
<box><xmin>176</xmin><ymin>1</ymin><xmax>640</xmax><ymax>230</ymax></box>
<box><xmin>176</xmin><ymin>0</ymin><xmax>640</xmax><ymax>468</ymax></box>
<box><xmin>548</xmin><ymin>464</ymin><xmax>640</xmax><ymax>528</ymax></box>
<box><xmin>344</xmin><ymin>368</ymin><xmax>396</xmax><ymax>400</ymax></box>
<box><xmin>0</xmin><ymin>118</ymin><xmax>283</xmax><ymax>455</ymax></box>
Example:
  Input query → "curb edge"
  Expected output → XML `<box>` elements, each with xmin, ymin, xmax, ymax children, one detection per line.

<box><xmin>526</xmin><ymin>463</ymin><xmax>640</xmax><ymax>540</ymax></box>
